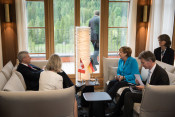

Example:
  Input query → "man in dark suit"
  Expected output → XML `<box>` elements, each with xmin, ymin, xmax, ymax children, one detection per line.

<box><xmin>89</xmin><ymin>10</ymin><xmax>100</xmax><ymax>65</ymax></box>
<box><xmin>154</xmin><ymin>34</ymin><xmax>174</xmax><ymax>65</ymax></box>
<box><xmin>17</xmin><ymin>51</ymin><xmax>43</xmax><ymax>91</ymax></box>
<box><xmin>113</xmin><ymin>51</ymin><xmax>169</xmax><ymax>117</ymax></box>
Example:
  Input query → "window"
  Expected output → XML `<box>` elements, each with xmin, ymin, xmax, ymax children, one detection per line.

<box><xmin>26</xmin><ymin>0</ymin><xmax>46</xmax><ymax>59</ymax></box>
<box><xmin>25</xmin><ymin>0</ymin><xmax>130</xmax><ymax>77</ymax></box>
<box><xmin>53</xmin><ymin>0</ymin><xmax>75</xmax><ymax>74</ymax></box>
<box><xmin>80</xmin><ymin>0</ymin><xmax>100</xmax><ymax>73</ymax></box>
<box><xmin>108</xmin><ymin>0</ymin><xmax>130</xmax><ymax>58</ymax></box>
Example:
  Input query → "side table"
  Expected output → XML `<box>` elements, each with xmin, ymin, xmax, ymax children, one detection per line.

<box><xmin>76</xmin><ymin>80</ymin><xmax>100</xmax><ymax>107</ymax></box>
<box><xmin>83</xmin><ymin>92</ymin><xmax>112</xmax><ymax>117</ymax></box>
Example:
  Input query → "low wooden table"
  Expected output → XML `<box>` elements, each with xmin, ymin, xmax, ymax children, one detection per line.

<box><xmin>83</xmin><ymin>92</ymin><xmax>112</xmax><ymax>117</ymax></box>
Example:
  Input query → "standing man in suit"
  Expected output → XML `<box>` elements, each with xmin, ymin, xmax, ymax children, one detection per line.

<box><xmin>112</xmin><ymin>51</ymin><xmax>169</xmax><ymax>117</ymax></box>
<box><xmin>154</xmin><ymin>34</ymin><xmax>174</xmax><ymax>65</ymax></box>
<box><xmin>89</xmin><ymin>10</ymin><xmax>100</xmax><ymax>65</ymax></box>
<box><xmin>17</xmin><ymin>51</ymin><xmax>43</xmax><ymax>91</ymax></box>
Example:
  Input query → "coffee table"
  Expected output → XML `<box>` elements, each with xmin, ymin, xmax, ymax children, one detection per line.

<box><xmin>83</xmin><ymin>92</ymin><xmax>112</xmax><ymax>117</ymax></box>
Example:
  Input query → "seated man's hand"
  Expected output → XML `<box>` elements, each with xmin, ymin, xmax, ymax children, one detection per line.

<box><xmin>136</xmin><ymin>85</ymin><xmax>145</xmax><ymax>90</ymax></box>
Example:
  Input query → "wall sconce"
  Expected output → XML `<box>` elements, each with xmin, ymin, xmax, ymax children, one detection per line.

<box><xmin>4</xmin><ymin>4</ymin><xmax>10</xmax><ymax>22</ymax></box>
<box><xmin>76</xmin><ymin>26</ymin><xmax>91</xmax><ymax>81</ymax></box>
<box><xmin>143</xmin><ymin>5</ymin><xmax>148</xmax><ymax>22</ymax></box>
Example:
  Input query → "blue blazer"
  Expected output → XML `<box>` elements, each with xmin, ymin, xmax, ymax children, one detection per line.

<box><xmin>117</xmin><ymin>57</ymin><xmax>141</xmax><ymax>84</ymax></box>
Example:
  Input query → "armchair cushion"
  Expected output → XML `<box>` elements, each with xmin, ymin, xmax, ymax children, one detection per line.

<box><xmin>166</xmin><ymin>71</ymin><xmax>175</xmax><ymax>85</ymax></box>
<box><xmin>139</xmin><ymin>85</ymin><xmax>175</xmax><ymax>117</ymax></box>
<box><xmin>14</xmin><ymin>71</ymin><xmax>26</xmax><ymax>90</ymax></box>
<box><xmin>3</xmin><ymin>72</ymin><xmax>25</xmax><ymax>91</ymax></box>
<box><xmin>0</xmin><ymin>72</ymin><xmax>7</xmax><ymax>90</ymax></box>
<box><xmin>108</xmin><ymin>67</ymin><xmax>118</xmax><ymax>81</ymax></box>
<box><xmin>156</xmin><ymin>60</ymin><xmax>175</xmax><ymax>73</ymax></box>
<box><xmin>1</xmin><ymin>61</ymin><xmax>14</xmax><ymax>80</ymax></box>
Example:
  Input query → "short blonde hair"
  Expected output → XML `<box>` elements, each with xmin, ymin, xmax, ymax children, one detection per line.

<box><xmin>119</xmin><ymin>46</ymin><xmax>132</xmax><ymax>57</ymax></box>
<box><xmin>45</xmin><ymin>54</ymin><xmax>62</xmax><ymax>72</ymax></box>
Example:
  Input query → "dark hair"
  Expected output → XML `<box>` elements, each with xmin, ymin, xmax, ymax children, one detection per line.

<box><xmin>138</xmin><ymin>51</ymin><xmax>156</xmax><ymax>62</ymax></box>
<box><xmin>94</xmin><ymin>10</ymin><xmax>100</xmax><ymax>16</ymax></box>
<box><xmin>158</xmin><ymin>34</ymin><xmax>171</xmax><ymax>48</ymax></box>
<box><xmin>119</xmin><ymin>46</ymin><xmax>132</xmax><ymax>57</ymax></box>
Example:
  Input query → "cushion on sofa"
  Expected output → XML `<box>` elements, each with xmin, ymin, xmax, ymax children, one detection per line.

<box><xmin>140</xmin><ymin>85</ymin><xmax>175</xmax><ymax>117</ymax></box>
<box><xmin>0</xmin><ymin>72</ymin><xmax>7</xmax><ymax>91</ymax></box>
<box><xmin>0</xmin><ymin>86</ymin><xmax>75</xmax><ymax>117</ymax></box>
<box><xmin>3</xmin><ymin>72</ymin><xmax>25</xmax><ymax>91</ymax></box>
<box><xmin>166</xmin><ymin>71</ymin><xmax>175</xmax><ymax>85</ymax></box>
<box><xmin>108</xmin><ymin>67</ymin><xmax>118</xmax><ymax>81</ymax></box>
<box><xmin>156</xmin><ymin>60</ymin><xmax>175</xmax><ymax>73</ymax></box>
<box><xmin>1</xmin><ymin>61</ymin><xmax>14</xmax><ymax>80</ymax></box>
<box><xmin>14</xmin><ymin>71</ymin><xmax>26</xmax><ymax>90</ymax></box>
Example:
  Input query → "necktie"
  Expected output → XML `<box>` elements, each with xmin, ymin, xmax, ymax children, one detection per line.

<box><xmin>28</xmin><ymin>65</ymin><xmax>33</xmax><ymax>69</ymax></box>
<box><xmin>161</xmin><ymin>50</ymin><xmax>165</xmax><ymax>56</ymax></box>
<box><xmin>146</xmin><ymin>70</ymin><xmax>151</xmax><ymax>84</ymax></box>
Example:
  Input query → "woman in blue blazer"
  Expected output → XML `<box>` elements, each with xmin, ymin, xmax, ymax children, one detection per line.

<box><xmin>107</xmin><ymin>46</ymin><xmax>141</xmax><ymax>99</ymax></box>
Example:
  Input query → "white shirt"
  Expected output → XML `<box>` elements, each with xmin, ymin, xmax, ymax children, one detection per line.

<box><xmin>39</xmin><ymin>71</ymin><xmax>63</xmax><ymax>91</ymax></box>
<box><xmin>147</xmin><ymin>64</ymin><xmax>156</xmax><ymax>84</ymax></box>
<box><xmin>161</xmin><ymin>49</ymin><xmax>166</xmax><ymax>61</ymax></box>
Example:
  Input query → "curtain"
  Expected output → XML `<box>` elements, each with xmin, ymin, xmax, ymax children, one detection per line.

<box><xmin>146</xmin><ymin>0</ymin><xmax>175</xmax><ymax>51</ymax></box>
<box><xmin>127</xmin><ymin>0</ymin><xmax>138</xmax><ymax>57</ymax></box>
<box><xmin>15</xmin><ymin>0</ymin><xmax>28</xmax><ymax>51</ymax></box>
<box><xmin>0</xmin><ymin>21</ymin><xmax>3</xmax><ymax>70</ymax></box>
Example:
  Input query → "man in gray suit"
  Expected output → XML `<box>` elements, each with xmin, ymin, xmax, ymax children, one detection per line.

<box><xmin>89</xmin><ymin>10</ymin><xmax>100</xmax><ymax>65</ymax></box>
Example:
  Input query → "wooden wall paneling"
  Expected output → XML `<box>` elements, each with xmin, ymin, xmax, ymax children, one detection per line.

<box><xmin>1</xmin><ymin>0</ymin><xmax>18</xmax><ymax>66</ymax></box>
<box><xmin>135</xmin><ymin>0</ymin><xmax>150</xmax><ymax>57</ymax></box>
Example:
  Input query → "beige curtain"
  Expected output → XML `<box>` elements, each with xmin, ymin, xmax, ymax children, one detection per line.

<box><xmin>0</xmin><ymin>21</ymin><xmax>3</xmax><ymax>70</ymax></box>
<box><xmin>127</xmin><ymin>0</ymin><xmax>138</xmax><ymax>57</ymax></box>
<box><xmin>15</xmin><ymin>0</ymin><xmax>28</xmax><ymax>51</ymax></box>
<box><xmin>146</xmin><ymin>0</ymin><xmax>175</xmax><ymax>51</ymax></box>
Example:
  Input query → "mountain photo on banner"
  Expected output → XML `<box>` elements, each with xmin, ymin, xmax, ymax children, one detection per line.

<box><xmin>78</xmin><ymin>58</ymin><xmax>85</xmax><ymax>73</ymax></box>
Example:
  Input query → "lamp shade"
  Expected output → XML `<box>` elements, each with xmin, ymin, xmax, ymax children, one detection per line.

<box><xmin>76</xmin><ymin>26</ymin><xmax>91</xmax><ymax>81</ymax></box>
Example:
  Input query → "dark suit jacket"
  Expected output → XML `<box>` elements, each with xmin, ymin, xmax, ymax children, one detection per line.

<box><xmin>57</xmin><ymin>70</ymin><xmax>74</xmax><ymax>88</ymax></box>
<box><xmin>148</xmin><ymin>64</ymin><xmax>169</xmax><ymax>85</ymax></box>
<box><xmin>17</xmin><ymin>63</ymin><xmax>43</xmax><ymax>90</ymax></box>
<box><xmin>89</xmin><ymin>15</ymin><xmax>100</xmax><ymax>51</ymax></box>
<box><xmin>154</xmin><ymin>47</ymin><xmax>174</xmax><ymax>65</ymax></box>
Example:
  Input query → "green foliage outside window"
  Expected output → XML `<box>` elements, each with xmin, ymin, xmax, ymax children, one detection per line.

<box><xmin>26</xmin><ymin>0</ymin><xmax>129</xmax><ymax>54</ymax></box>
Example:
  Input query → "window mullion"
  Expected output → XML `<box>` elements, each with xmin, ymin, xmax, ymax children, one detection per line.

<box><xmin>44</xmin><ymin>0</ymin><xmax>54</xmax><ymax>59</ymax></box>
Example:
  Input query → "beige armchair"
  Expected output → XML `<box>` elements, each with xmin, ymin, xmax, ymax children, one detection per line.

<box><xmin>0</xmin><ymin>86</ymin><xmax>76</xmax><ymax>117</ymax></box>
<box><xmin>133</xmin><ymin>85</ymin><xmax>175</xmax><ymax>117</ymax></box>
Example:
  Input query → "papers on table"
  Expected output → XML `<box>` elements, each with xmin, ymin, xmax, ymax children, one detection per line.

<box><xmin>134</xmin><ymin>74</ymin><xmax>144</xmax><ymax>86</ymax></box>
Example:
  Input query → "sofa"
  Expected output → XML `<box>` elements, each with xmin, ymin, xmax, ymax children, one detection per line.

<box><xmin>0</xmin><ymin>61</ymin><xmax>77</xmax><ymax>117</ymax></box>
<box><xmin>103</xmin><ymin>57</ymin><xmax>175</xmax><ymax>116</ymax></box>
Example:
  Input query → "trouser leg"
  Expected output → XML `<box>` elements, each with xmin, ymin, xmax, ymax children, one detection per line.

<box><xmin>115</xmin><ymin>88</ymin><xmax>131</xmax><ymax>112</ymax></box>
<box><xmin>92</xmin><ymin>50</ymin><xmax>99</xmax><ymax>65</ymax></box>
<box><xmin>123</xmin><ymin>92</ymin><xmax>142</xmax><ymax>117</ymax></box>
<box><xmin>107</xmin><ymin>81</ymin><xmax>129</xmax><ymax>99</ymax></box>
